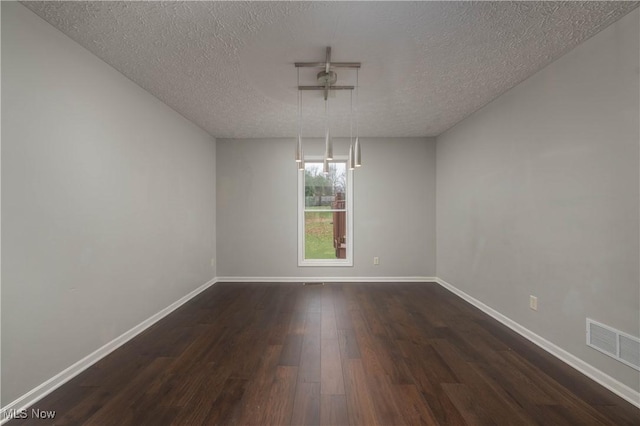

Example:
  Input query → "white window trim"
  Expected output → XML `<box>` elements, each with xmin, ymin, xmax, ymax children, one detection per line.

<box><xmin>298</xmin><ymin>155</ymin><xmax>353</xmax><ymax>267</ymax></box>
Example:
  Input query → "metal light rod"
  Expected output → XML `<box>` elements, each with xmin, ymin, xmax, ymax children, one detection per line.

<box><xmin>294</xmin><ymin>62</ymin><xmax>361</xmax><ymax>69</ymax></box>
<box><xmin>295</xmin><ymin>46</ymin><xmax>361</xmax><ymax>69</ymax></box>
<box><xmin>298</xmin><ymin>85</ymin><xmax>354</xmax><ymax>91</ymax></box>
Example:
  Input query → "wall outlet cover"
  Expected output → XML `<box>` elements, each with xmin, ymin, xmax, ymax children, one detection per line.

<box><xmin>529</xmin><ymin>295</ymin><xmax>538</xmax><ymax>311</ymax></box>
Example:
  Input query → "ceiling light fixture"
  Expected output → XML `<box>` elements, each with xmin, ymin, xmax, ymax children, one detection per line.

<box><xmin>295</xmin><ymin>47</ymin><xmax>361</xmax><ymax>171</ymax></box>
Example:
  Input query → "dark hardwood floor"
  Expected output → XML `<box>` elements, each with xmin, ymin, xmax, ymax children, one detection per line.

<box><xmin>9</xmin><ymin>282</ymin><xmax>640</xmax><ymax>425</ymax></box>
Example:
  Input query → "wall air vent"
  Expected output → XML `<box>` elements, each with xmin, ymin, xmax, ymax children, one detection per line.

<box><xmin>619</xmin><ymin>334</ymin><xmax>640</xmax><ymax>369</ymax></box>
<box><xmin>587</xmin><ymin>318</ymin><xmax>640</xmax><ymax>371</ymax></box>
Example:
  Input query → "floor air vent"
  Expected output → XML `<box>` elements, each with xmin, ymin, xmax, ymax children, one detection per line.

<box><xmin>587</xmin><ymin>318</ymin><xmax>640</xmax><ymax>371</ymax></box>
<box><xmin>303</xmin><ymin>282</ymin><xmax>324</xmax><ymax>286</ymax></box>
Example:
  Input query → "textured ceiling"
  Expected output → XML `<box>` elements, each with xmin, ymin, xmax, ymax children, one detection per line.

<box><xmin>22</xmin><ymin>1</ymin><xmax>639</xmax><ymax>138</ymax></box>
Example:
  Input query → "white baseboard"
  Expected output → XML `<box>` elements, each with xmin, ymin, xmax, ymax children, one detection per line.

<box><xmin>0</xmin><ymin>278</ymin><xmax>217</xmax><ymax>424</ymax></box>
<box><xmin>215</xmin><ymin>276</ymin><xmax>437</xmax><ymax>283</ymax></box>
<box><xmin>435</xmin><ymin>277</ymin><xmax>640</xmax><ymax>409</ymax></box>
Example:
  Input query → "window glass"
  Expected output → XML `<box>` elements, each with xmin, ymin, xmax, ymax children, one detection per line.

<box><xmin>299</xmin><ymin>160</ymin><xmax>352</xmax><ymax>265</ymax></box>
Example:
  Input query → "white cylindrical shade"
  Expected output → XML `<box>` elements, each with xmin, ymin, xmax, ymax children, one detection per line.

<box><xmin>324</xmin><ymin>130</ymin><xmax>333</xmax><ymax>160</ymax></box>
<box><xmin>295</xmin><ymin>135</ymin><xmax>303</xmax><ymax>162</ymax></box>
<box><xmin>348</xmin><ymin>144</ymin><xmax>356</xmax><ymax>170</ymax></box>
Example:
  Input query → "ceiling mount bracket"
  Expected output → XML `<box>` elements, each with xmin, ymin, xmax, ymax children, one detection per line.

<box><xmin>296</xmin><ymin>47</ymin><xmax>361</xmax><ymax>100</ymax></box>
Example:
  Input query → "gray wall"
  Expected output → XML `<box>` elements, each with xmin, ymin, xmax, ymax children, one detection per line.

<box><xmin>1</xmin><ymin>3</ymin><xmax>216</xmax><ymax>404</ymax></box>
<box><xmin>217</xmin><ymin>137</ymin><xmax>436</xmax><ymax>278</ymax></box>
<box><xmin>436</xmin><ymin>9</ymin><xmax>639</xmax><ymax>391</ymax></box>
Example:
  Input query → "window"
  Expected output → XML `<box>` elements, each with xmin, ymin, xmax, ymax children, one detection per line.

<box><xmin>298</xmin><ymin>158</ymin><xmax>353</xmax><ymax>266</ymax></box>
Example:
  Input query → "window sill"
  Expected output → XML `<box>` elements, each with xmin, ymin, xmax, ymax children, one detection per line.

<box><xmin>298</xmin><ymin>259</ymin><xmax>353</xmax><ymax>267</ymax></box>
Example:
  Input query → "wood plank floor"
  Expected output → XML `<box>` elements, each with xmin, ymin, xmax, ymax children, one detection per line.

<box><xmin>9</xmin><ymin>282</ymin><xmax>640</xmax><ymax>425</ymax></box>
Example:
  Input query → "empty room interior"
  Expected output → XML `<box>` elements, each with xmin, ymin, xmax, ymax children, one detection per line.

<box><xmin>2</xmin><ymin>1</ymin><xmax>640</xmax><ymax>425</ymax></box>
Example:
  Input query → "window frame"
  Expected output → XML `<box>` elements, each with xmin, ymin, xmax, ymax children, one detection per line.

<box><xmin>298</xmin><ymin>155</ymin><xmax>353</xmax><ymax>267</ymax></box>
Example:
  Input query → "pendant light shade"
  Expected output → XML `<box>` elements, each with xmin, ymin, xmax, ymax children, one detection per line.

<box><xmin>324</xmin><ymin>98</ymin><xmax>333</xmax><ymax>161</ymax></box>
<box><xmin>354</xmin><ymin>68</ymin><xmax>361</xmax><ymax>168</ymax></box>
<box><xmin>295</xmin><ymin>69</ymin><xmax>304</xmax><ymax>164</ymax></box>
<box><xmin>348</xmin><ymin>144</ymin><xmax>356</xmax><ymax>170</ymax></box>
<box><xmin>325</xmin><ymin>130</ymin><xmax>333</xmax><ymax>161</ymax></box>
<box><xmin>323</xmin><ymin>158</ymin><xmax>330</xmax><ymax>175</ymax></box>
<box><xmin>295</xmin><ymin>135</ymin><xmax>303</xmax><ymax>163</ymax></box>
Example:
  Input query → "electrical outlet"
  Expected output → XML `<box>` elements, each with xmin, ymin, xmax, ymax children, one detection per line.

<box><xmin>373</xmin><ymin>257</ymin><xmax>380</xmax><ymax>265</ymax></box>
<box><xmin>529</xmin><ymin>295</ymin><xmax>538</xmax><ymax>311</ymax></box>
